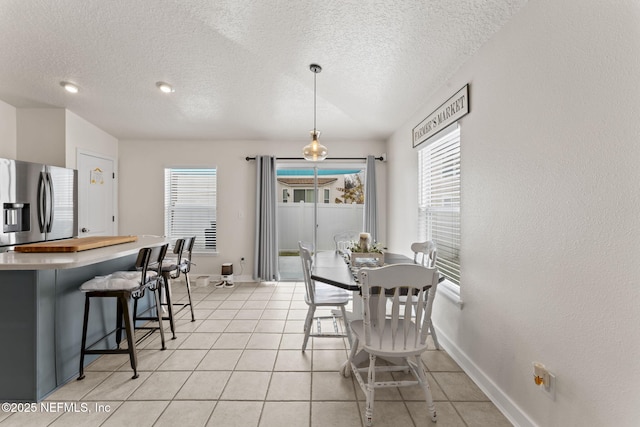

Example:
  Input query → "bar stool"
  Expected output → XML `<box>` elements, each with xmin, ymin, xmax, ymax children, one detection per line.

<box><xmin>167</xmin><ymin>236</ymin><xmax>196</xmax><ymax>322</ymax></box>
<box><xmin>134</xmin><ymin>238</ymin><xmax>185</xmax><ymax>339</ymax></box>
<box><xmin>77</xmin><ymin>243</ymin><xmax>168</xmax><ymax>380</ymax></box>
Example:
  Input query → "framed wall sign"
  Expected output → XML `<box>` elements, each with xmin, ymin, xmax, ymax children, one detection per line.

<box><xmin>413</xmin><ymin>84</ymin><xmax>469</xmax><ymax>148</ymax></box>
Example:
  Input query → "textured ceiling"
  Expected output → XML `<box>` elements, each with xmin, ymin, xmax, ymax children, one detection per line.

<box><xmin>0</xmin><ymin>0</ymin><xmax>528</xmax><ymax>141</ymax></box>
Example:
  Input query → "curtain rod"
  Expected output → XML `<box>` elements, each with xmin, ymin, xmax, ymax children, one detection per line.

<box><xmin>245</xmin><ymin>156</ymin><xmax>384</xmax><ymax>161</ymax></box>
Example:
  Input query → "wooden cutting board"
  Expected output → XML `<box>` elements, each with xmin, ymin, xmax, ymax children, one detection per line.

<box><xmin>14</xmin><ymin>236</ymin><xmax>138</xmax><ymax>253</ymax></box>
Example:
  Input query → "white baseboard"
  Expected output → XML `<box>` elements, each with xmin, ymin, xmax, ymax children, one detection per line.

<box><xmin>435</xmin><ymin>326</ymin><xmax>537</xmax><ymax>427</ymax></box>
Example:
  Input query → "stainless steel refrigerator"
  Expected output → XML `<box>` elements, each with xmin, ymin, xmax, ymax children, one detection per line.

<box><xmin>0</xmin><ymin>158</ymin><xmax>78</xmax><ymax>250</ymax></box>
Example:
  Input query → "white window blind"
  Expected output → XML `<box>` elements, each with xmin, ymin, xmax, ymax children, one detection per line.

<box><xmin>164</xmin><ymin>168</ymin><xmax>217</xmax><ymax>253</ymax></box>
<box><xmin>418</xmin><ymin>128</ymin><xmax>460</xmax><ymax>285</ymax></box>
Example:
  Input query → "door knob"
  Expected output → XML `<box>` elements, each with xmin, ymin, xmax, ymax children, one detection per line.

<box><xmin>81</xmin><ymin>227</ymin><xmax>89</xmax><ymax>233</ymax></box>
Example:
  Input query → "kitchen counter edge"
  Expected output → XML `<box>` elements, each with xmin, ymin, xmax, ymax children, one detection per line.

<box><xmin>0</xmin><ymin>236</ymin><xmax>169</xmax><ymax>270</ymax></box>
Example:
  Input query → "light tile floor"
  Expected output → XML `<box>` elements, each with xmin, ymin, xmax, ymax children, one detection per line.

<box><xmin>0</xmin><ymin>281</ymin><xmax>513</xmax><ymax>427</ymax></box>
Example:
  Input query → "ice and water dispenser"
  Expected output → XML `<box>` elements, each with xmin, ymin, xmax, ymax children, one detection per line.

<box><xmin>3</xmin><ymin>203</ymin><xmax>30</xmax><ymax>233</ymax></box>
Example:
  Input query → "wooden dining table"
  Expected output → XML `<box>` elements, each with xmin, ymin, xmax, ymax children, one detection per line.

<box><xmin>310</xmin><ymin>250</ymin><xmax>415</xmax><ymax>322</ymax></box>
<box><xmin>310</xmin><ymin>250</ymin><xmax>413</xmax><ymax>291</ymax></box>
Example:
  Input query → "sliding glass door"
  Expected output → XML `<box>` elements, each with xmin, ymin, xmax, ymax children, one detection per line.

<box><xmin>277</xmin><ymin>162</ymin><xmax>366</xmax><ymax>280</ymax></box>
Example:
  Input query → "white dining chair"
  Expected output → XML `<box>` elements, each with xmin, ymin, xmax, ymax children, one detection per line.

<box><xmin>298</xmin><ymin>241</ymin><xmax>353</xmax><ymax>351</ymax></box>
<box><xmin>412</xmin><ymin>241</ymin><xmax>437</xmax><ymax>267</ymax></box>
<box><xmin>411</xmin><ymin>240</ymin><xmax>440</xmax><ymax>349</ymax></box>
<box><xmin>346</xmin><ymin>263</ymin><xmax>439</xmax><ymax>426</ymax></box>
<box><xmin>332</xmin><ymin>230</ymin><xmax>359</xmax><ymax>254</ymax></box>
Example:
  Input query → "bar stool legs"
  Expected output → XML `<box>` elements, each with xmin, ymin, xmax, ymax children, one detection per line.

<box><xmin>164</xmin><ymin>271</ymin><xmax>195</xmax><ymax>323</ymax></box>
<box><xmin>120</xmin><ymin>294</ymin><xmax>139</xmax><ymax>379</ymax></box>
<box><xmin>180</xmin><ymin>236</ymin><xmax>196</xmax><ymax>322</ymax></box>
<box><xmin>151</xmin><ymin>283</ymin><xmax>167</xmax><ymax>349</ymax></box>
<box><xmin>184</xmin><ymin>271</ymin><xmax>195</xmax><ymax>322</ymax></box>
<box><xmin>77</xmin><ymin>294</ymin><xmax>91</xmax><ymax>381</ymax></box>
<box><xmin>161</xmin><ymin>273</ymin><xmax>177</xmax><ymax>339</ymax></box>
<box><xmin>78</xmin><ymin>291</ymin><xmax>141</xmax><ymax>381</ymax></box>
<box><xmin>132</xmin><ymin>283</ymin><xmax>167</xmax><ymax>348</ymax></box>
<box><xmin>161</xmin><ymin>270</ymin><xmax>195</xmax><ymax>327</ymax></box>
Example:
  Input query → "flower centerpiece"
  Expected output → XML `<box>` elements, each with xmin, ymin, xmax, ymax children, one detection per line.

<box><xmin>349</xmin><ymin>233</ymin><xmax>384</xmax><ymax>266</ymax></box>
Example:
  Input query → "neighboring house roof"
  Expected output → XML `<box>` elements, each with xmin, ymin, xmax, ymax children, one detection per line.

<box><xmin>278</xmin><ymin>178</ymin><xmax>338</xmax><ymax>187</ymax></box>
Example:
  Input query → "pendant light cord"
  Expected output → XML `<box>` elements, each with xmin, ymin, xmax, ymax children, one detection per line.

<box><xmin>310</xmin><ymin>63</ymin><xmax>321</xmax><ymax>135</ymax></box>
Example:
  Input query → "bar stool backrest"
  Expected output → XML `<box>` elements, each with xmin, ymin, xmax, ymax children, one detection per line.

<box><xmin>180</xmin><ymin>236</ymin><xmax>196</xmax><ymax>274</ymax></box>
<box><xmin>167</xmin><ymin>238</ymin><xmax>185</xmax><ymax>278</ymax></box>
<box><xmin>173</xmin><ymin>238</ymin><xmax>185</xmax><ymax>259</ymax></box>
<box><xmin>134</xmin><ymin>247</ymin><xmax>153</xmax><ymax>282</ymax></box>
<box><xmin>145</xmin><ymin>243</ymin><xmax>168</xmax><ymax>286</ymax></box>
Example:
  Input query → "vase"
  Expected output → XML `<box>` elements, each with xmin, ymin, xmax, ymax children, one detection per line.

<box><xmin>359</xmin><ymin>232</ymin><xmax>371</xmax><ymax>253</ymax></box>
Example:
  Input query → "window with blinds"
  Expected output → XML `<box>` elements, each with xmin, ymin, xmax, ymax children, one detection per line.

<box><xmin>418</xmin><ymin>127</ymin><xmax>460</xmax><ymax>285</ymax></box>
<box><xmin>164</xmin><ymin>168</ymin><xmax>217</xmax><ymax>253</ymax></box>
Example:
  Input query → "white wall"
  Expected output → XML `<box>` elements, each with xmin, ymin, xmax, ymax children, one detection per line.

<box><xmin>16</xmin><ymin>108</ymin><xmax>66</xmax><ymax>166</ymax></box>
<box><xmin>386</xmin><ymin>0</ymin><xmax>640</xmax><ymax>426</ymax></box>
<box><xmin>6</xmin><ymin>108</ymin><xmax>118</xmax><ymax>168</ymax></box>
<box><xmin>0</xmin><ymin>100</ymin><xmax>17</xmax><ymax>159</ymax></box>
<box><xmin>65</xmin><ymin>110</ymin><xmax>118</xmax><ymax>168</ymax></box>
<box><xmin>118</xmin><ymin>139</ymin><xmax>385</xmax><ymax>278</ymax></box>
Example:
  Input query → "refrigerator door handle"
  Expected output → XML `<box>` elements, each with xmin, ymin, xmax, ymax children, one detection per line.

<box><xmin>37</xmin><ymin>172</ymin><xmax>46</xmax><ymax>233</ymax></box>
<box><xmin>45</xmin><ymin>172</ymin><xmax>54</xmax><ymax>233</ymax></box>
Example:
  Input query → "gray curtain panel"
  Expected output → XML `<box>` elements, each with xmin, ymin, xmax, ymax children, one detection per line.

<box><xmin>253</xmin><ymin>155</ymin><xmax>280</xmax><ymax>281</ymax></box>
<box><xmin>363</xmin><ymin>155</ymin><xmax>378</xmax><ymax>242</ymax></box>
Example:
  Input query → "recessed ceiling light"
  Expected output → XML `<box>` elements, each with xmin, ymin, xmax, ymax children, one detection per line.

<box><xmin>156</xmin><ymin>81</ymin><xmax>174</xmax><ymax>93</ymax></box>
<box><xmin>60</xmin><ymin>81</ymin><xmax>79</xmax><ymax>94</ymax></box>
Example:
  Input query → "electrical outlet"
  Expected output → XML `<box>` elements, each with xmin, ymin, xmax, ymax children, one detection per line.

<box><xmin>543</xmin><ymin>371</ymin><xmax>556</xmax><ymax>400</ymax></box>
<box><xmin>533</xmin><ymin>362</ymin><xmax>556</xmax><ymax>401</ymax></box>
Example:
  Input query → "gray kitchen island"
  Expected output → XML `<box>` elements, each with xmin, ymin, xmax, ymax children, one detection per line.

<box><xmin>0</xmin><ymin>235</ymin><xmax>167</xmax><ymax>402</ymax></box>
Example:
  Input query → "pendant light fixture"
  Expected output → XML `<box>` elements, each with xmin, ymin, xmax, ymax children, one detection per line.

<box><xmin>303</xmin><ymin>63</ymin><xmax>328</xmax><ymax>161</ymax></box>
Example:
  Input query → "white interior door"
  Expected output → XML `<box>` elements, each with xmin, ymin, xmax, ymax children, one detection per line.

<box><xmin>77</xmin><ymin>151</ymin><xmax>115</xmax><ymax>236</ymax></box>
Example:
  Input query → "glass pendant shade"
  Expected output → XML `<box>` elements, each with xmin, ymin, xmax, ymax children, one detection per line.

<box><xmin>303</xmin><ymin>63</ymin><xmax>327</xmax><ymax>161</ymax></box>
<box><xmin>303</xmin><ymin>130</ymin><xmax>328</xmax><ymax>161</ymax></box>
